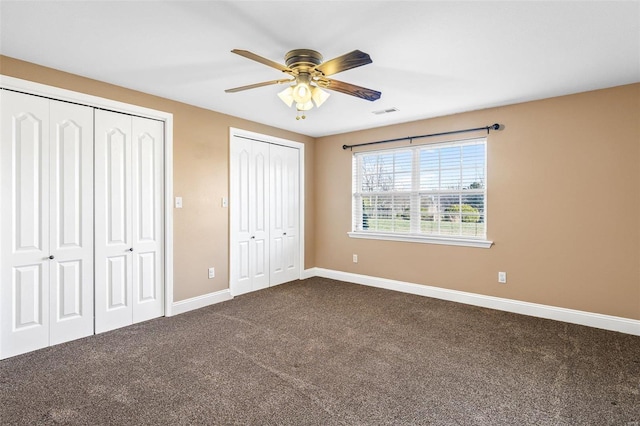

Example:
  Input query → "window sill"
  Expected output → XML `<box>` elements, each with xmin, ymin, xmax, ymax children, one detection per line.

<box><xmin>347</xmin><ymin>231</ymin><xmax>493</xmax><ymax>249</ymax></box>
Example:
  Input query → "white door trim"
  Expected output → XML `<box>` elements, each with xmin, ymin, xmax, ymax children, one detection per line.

<box><xmin>0</xmin><ymin>75</ymin><xmax>175</xmax><ymax>317</ymax></box>
<box><xmin>229</xmin><ymin>127</ymin><xmax>305</xmax><ymax>295</ymax></box>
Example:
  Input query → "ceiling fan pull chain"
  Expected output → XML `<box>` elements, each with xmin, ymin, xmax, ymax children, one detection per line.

<box><xmin>295</xmin><ymin>110</ymin><xmax>306</xmax><ymax>120</ymax></box>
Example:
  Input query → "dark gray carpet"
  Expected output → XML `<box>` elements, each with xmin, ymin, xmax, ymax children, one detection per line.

<box><xmin>1</xmin><ymin>277</ymin><xmax>639</xmax><ymax>425</ymax></box>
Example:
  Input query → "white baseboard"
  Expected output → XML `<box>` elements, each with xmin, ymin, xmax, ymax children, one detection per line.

<box><xmin>305</xmin><ymin>268</ymin><xmax>640</xmax><ymax>336</ymax></box>
<box><xmin>170</xmin><ymin>289</ymin><xmax>233</xmax><ymax>316</ymax></box>
<box><xmin>301</xmin><ymin>268</ymin><xmax>317</xmax><ymax>280</ymax></box>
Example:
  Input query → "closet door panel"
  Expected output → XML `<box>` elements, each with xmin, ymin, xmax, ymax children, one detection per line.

<box><xmin>54</xmin><ymin>261</ymin><xmax>82</xmax><ymax>316</ymax></box>
<box><xmin>270</xmin><ymin>144</ymin><xmax>299</xmax><ymax>286</ymax></box>
<box><xmin>283</xmin><ymin>148</ymin><xmax>299</xmax><ymax>275</ymax></box>
<box><xmin>0</xmin><ymin>90</ymin><xmax>51</xmax><ymax>359</ymax></box>
<box><xmin>250</xmin><ymin>141</ymin><xmax>270</xmax><ymax>291</ymax></box>
<box><xmin>230</xmin><ymin>137</ymin><xmax>269</xmax><ymax>295</ymax></box>
<box><xmin>131</xmin><ymin>117</ymin><xmax>164</xmax><ymax>323</ymax></box>
<box><xmin>49</xmin><ymin>100</ymin><xmax>94</xmax><ymax>345</ymax></box>
<box><xmin>107</xmin><ymin>256</ymin><xmax>128</xmax><ymax>306</ymax></box>
<box><xmin>231</xmin><ymin>140</ymin><xmax>252</xmax><ymax>295</ymax></box>
<box><xmin>95</xmin><ymin>110</ymin><xmax>133</xmax><ymax>333</ymax></box>
<box><xmin>270</xmin><ymin>152</ymin><xmax>284</xmax><ymax>278</ymax></box>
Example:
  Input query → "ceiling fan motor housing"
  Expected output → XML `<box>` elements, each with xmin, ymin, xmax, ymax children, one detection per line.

<box><xmin>285</xmin><ymin>49</ymin><xmax>323</xmax><ymax>72</ymax></box>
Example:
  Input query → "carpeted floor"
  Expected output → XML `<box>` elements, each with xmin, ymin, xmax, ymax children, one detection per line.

<box><xmin>1</xmin><ymin>277</ymin><xmax>639</xmax><ymax>425</ymax></box>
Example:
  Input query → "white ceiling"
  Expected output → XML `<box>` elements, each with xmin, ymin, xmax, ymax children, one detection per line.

<box><xmin>1</xmin><ymin>1</ymin><xmax>639</xmax><ymax>137</ymax></box>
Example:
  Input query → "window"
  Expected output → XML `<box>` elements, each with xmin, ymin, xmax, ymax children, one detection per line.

<box><xmin>350</xmin><ymin>137</ymin><xmax>492</xmax><ymax>248</ymax></box>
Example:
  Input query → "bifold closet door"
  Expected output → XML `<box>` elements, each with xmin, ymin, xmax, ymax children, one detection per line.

<box><xmin>131</xmin><ymin>116</ymin><xmax>164</xmax><ymax>324</ymax></box>
<box><xmin>49</xmin><ymin>101</ymin><xmax>94</xmax><ymax>345</ymax></box>
<box><xmin>94</xmin><ymin>110</ymin><xmax>164</xmax><ymax>334</ymax></box>
<box><xmin>0</xmin><ymin>91</ymin><xmax>51</xmax><ymax>358</ymax></box>
<box><xmin>269</xmin><ymin>144</ymin><xmax>299</xmax><ymax>286</ymax></box>
<box><xmin>230</xmin><ymin>137</ymin><xmax>270</xmax><ymax>295</ymax></box>
<box><xmin>230</xmin><ymin>135</ymin><xmax>300</xmax><ymax>296</ymax></box>
<box><xmin>0</xmin><ymin>91</ymin><xmax>94</xmax><ymax>359</ymax></box>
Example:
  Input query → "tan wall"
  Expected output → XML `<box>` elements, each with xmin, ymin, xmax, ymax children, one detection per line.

<box><xmin>3</xmin><ymin>55</ymin><xmax>638</xmax><ymax>321</ymax></box>
<box><xmin>315</xmin><ymin>84</ymin><xmax>640</xmax><ymax>320</ymax></box>
<box><xmin>0</xmin><ymin>55</ymin><xmax>316</xmax><ymax>302</ymax></box>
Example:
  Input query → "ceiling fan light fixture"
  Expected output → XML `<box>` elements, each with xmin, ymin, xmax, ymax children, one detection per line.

<box><xmin>277</xmin><ymin>86</ymin><xmax>294</xmax><ymax>107</ymax></box>
<box><xmin>296</xmin><ymin>101</ymin><xmax>314</xmax><ymax>111</ymax></box>
<box><xmin>292</xmin><ymin>73</ymin><xmax>312</xmax><ymax>104</ymax></box>
<box><xmin>312</xmin><ymin>87</ymin><xmax>330</xmax><ymax>108</ymax></box>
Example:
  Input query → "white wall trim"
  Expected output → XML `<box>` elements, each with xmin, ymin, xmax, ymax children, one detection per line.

<box><xmin>302</xmin><ymin>268</ymin><xmax>318</xmax><ymax>279</ymax></box>
<box><xmin>348</xmin><ymin>231</ymin><xmax>493</xmax><ymax>249</ymax></box>
<box><xmin>0</xmin><ymin>75</ymin><xmax>176</xmax><ymax>318</ymax></box>
<box><xmin>171</xmin><ymin>290</ymin><xmax>233</xmax><ymax>316</ymax></box>
<box><xmin>163</xmin><ymin>116</ymin><xmax>175</xmax><ymax>316</ymax></box>
<box><xmin>308</xmin><ymin>268</ymin><xmax>640</xmax><ymax>336</ymax></box>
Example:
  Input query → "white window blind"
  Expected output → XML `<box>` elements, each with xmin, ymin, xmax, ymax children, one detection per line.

<box><xmin>352</xmin><ymin>137</ymin><xmax>487</xmax><ymax>243</ymax></box>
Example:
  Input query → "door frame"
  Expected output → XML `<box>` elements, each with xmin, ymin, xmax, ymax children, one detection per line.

<box><xmin>229</xmin><ymin>127</ymin><xmax>305</xmax><ymax>296</ymax></box>
<box><xmin>0</xmin><ymin>75</ymin><xmax>176</xmax><ymax>317</ymax></box>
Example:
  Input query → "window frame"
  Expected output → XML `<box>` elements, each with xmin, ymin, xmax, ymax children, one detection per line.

<box><xmin>349</xmin><ymin>137</ymin><xmax>493</xmax><ymax>249</ymax></box>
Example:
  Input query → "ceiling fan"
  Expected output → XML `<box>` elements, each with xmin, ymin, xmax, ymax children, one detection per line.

<box><xmin>225</xmin><ymin>49</ymin><xmax>381</xmax><ymax>119</ymax></box>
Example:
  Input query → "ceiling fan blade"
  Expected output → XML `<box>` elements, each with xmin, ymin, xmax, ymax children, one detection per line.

<box><xmin>318</xmin><ymin>78</ymin><xmax>381</xmax><ymax>101</ymax></box>
<box><xmin>316</xmin><ymin>50</ymin><xmax>373</xmax><ymax>76</ymax></box>
<box><xmin>225</xmin><ymin>79</ymin><xmax>293</xmax><ymax>93</ymax></box>
<box><xmin>231</xmin><ymin>49</ymin><xmax>290</xmax><ymax>72</ymax></box>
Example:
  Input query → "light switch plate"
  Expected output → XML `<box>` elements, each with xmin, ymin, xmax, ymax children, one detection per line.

<box><xmin>175</xmin><ymin>196</ymin><xmax>183</xmax><ymax>208</ymax></box>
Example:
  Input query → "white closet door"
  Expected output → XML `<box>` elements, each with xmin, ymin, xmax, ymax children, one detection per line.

<box><xmin>230</xmin><ymin>137</ymin><xmax>253</xmax><ymax>295</ymax></box>
<box><xmin>0</xmin><ymin>90</ymin><xmax>51</xmax><ymax>358</ymax></box>
<box><xmin>269</xmin><ymin>144</ymin><xmax>300</xmax><ymax>286</ymax></box>
<box><xmin>131</xmin><ymin>117</ymin><xmax>164</xmax><ymax>323</ymax></box>
<box><xmin>230</xmin><ymin>136</ymin><xmax>270</xmax><ymax>295</ymax></box>
<box><xmin>49</xmin><ymin>100</ymin><xmax>94</xmax><ymax>345</ymax></box>
<box><xmin>94</xmin><ymin>110</ymin><xmax>133</xmax><ymax>333</ymax></box>
<box><xmin>250</xmin><ymin>141</ymin><xmax>270</xmax><ymax>292</ymax></box>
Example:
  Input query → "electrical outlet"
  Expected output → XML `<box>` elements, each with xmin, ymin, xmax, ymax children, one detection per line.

<box><xmin>353</xmin><ymin>254</ymin><xmax>358</xmax><ymax>263</ymax></box>
<box><xmin>208</xmin><ymin>267</ymin><xmax>215</xmax><ymax>279</ymax></box>
<box><xmin>498</xmin><ymin>271</ymin><xmax>507</xmax><ymax>283</ymax></box>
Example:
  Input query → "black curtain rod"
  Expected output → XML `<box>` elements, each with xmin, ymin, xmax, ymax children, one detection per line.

<box><xmin>342</xmin><ymin>123</ymin><xmax>502</xmax><ymax>150</ymax></box>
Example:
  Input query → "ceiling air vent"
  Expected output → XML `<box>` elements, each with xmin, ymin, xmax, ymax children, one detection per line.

<box><xmin>372</xmin><ymin>107</ymin><xmax>399</xmax><ymax>115</ymax></box>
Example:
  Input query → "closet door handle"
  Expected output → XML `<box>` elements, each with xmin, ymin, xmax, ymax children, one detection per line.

<box><xmin>49</xmin><ymin>255</ymin><xmax>55</xmax><ymax>260</ymax></box>
<box><xmin>283</xmin><ymin>232</ymin><xmax>287</xmax><ymax>236</ymax></box>
<box><xmin>250</xmin><ymin>236</ymin><xmax>255</xmax><ymax>239</ymax></box>
<box><xmin>129</xmin><ymin>248</ymin><xmax>134</xmax><ymax>252</ymax></box>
